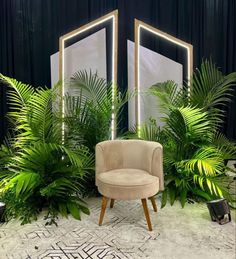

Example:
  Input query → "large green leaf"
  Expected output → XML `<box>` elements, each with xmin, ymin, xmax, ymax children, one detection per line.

<box><xmin>0</xmin><ymin>74</ymin><xmax>34</xmax><ymax>110</ymax></box>
<box><xmin>212</xmin><ymin>132</ymin><xmax>236</xmax><ymax>160</ymax></box>
<box><xmin>165</xmin><ymin>106</ymin><xmax>213</xmax><ymax>146</ymax></box>
<box><xmin>183</xmin><ymin>146</ymin><xmax>224</xmax><ymax>176</ymax></box>
<box><xmin>169</xmin><ymin>187</ymin><xmax>176</xmax><ymax>206</ymax></box>
<box><xmin>180</xmin><ymin>189</ymin><xmax>187</xmax><ymax>208</ymax></box>
<box><xmin>6</xmin><ymin>172</ymin><xmax>41</xmax><ymax>199</ymax></box>
<box><xmin>58</xmin><ymin>203</ymin><xmax>68</xmax><ymax>218</ymax></box>
<box><xmin>138</xmin><ymin>120</ymin><xmax>161</xmax><ymax>141</ymax></box>
<box><xmin>193</xmin><ymin>174</ymin><xmax>223</xmax><ymax>197</ymax></box>
<box><xmin>67</xmin><ymin>201</ymin><xmax>81</xmax><ymax>220</ymax></box>
<box><xmin>161</xmin><ymin>189</ymin><xmax>168</xmax><ymax>208</ymax></box>
<box><xmin>191</xmin><ymin>188</ymin><xmax>212</xmax><ymax>201</ymax></box>
<box><xmin>40</xmin><ymin>177</ymin><xmax>79</xmax><ymax>198</ymax></box>
<box><xmin>150</xmin><ymin>80</ymin><xmax>187</xmax><ymax>114</ymax></box>
<box><xmin>190</xmin><ymin>60</ymin><xmax>236</xmax><ymax>121</ymax></box>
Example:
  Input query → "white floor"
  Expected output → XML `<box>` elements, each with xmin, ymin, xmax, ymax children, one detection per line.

<box><xmin>0</xmin><ymin>197</ymin><xmax>235</xmax><ymax>259</ymax></box>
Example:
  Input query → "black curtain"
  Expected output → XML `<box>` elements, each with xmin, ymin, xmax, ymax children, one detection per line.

<box><xmin>0</xmin><ymin>0</ymin><xmax>236</xmax><ymax>142</ymax></box>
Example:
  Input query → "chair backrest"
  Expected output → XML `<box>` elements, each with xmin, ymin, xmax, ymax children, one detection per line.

<box><xmin>96</xmin><ymin>139</ymin><xmax>164</xmax><ymax>190</ymax></box>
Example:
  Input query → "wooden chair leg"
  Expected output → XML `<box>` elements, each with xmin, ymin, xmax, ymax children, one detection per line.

<box><xmin>141</xmin><ymin>198</ymin><xmax>153</xmax><ymax>231</ymax></box>
<box><xmin>110</xmin><ymin>199</ymin><xmax>115</xmax><ymax>208</ymax></box>
<box><xmin>149</xmin><ymin>196</ymin><xmax>158</xmax><ymax>212</ymax></box>
<box><xmin>99</xmin><ymin>196</ymin><xmax>108</xmax><ymax>226</ymax></box>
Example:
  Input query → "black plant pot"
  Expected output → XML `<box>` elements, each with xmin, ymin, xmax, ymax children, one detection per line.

<box><xmin>207</xmin><ymin>198</ymin><xmax>231</xmax><ymax>225</ymax></box>
<box><xmin>0</xmin><ymin>202</ymin><xmax>6</xmax><ymax>222</ymax></box>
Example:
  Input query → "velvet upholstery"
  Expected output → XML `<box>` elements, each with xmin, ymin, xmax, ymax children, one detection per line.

<box><xmin>96</xmin><ymin>140</ymin><xmax>164</xmax><ymax>200</ymax></box>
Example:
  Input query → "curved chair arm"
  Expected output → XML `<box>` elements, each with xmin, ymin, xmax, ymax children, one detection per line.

<box><xmin>151</xmin><ymin>144</ymin><xmax>164</xmax><ymax>191</ymax></box>
<box><xmin>95</xmin><ymin>144</ymin><xmax>105</xmax><ymax>186</ymax></box>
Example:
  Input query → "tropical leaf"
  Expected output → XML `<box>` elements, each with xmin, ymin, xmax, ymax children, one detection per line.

<box><xmin>169</xmin><ymin>187</ymin><xmax>176</xmax><ymax>206</ymax></box>
<box><xmin>191</xmin><ymin>188</ymin><xmax>212</xmax><ymax>201</ymax></box>
<box><xmin>137</xmin><ymin>119</ymin><xmax>161</xmax><ymax>141</ymax></box>
<box><xmin>212</xmin><ymin>132</ymin><xmax>236</xmax><ymax>160</ymax></box>
<box><xmin>6</xmin><ymin>172</ymin><xmax>41</xmax><ymax>199</ymax></box>
<box><xmin>79</xmin><ymin>203</ymin><xmax>90</xmax><ymax>215</ymax></box>
<box><xmin>0</xmin><ymin>74</ymin><xmax>34</xmax><ymax>110</ymax></box>
<box><xmin>70</xmin><ymin>70</ymin><xmax>112</xmax><ymax>104</ymax></box>
<box><xmin>67</xmin><ymin>201</ymin><xmax>81</xmax><ymax>220</ymax></box>
<box><xmin>40</xmin><ymin>177</ymin><xmax>79</xmax><ymax>198</ymax></box>
<box><xmin>150</xmin><ymin>80</ymin><xmax>187</xmax><ymax>114</ymax></box>
<box><xmin>183</xmin><ymin>146</ymin><xmax>224</xmax><ymax>176</ymax></box>
<box><xmin>58</xmin><ymin>203</ymin><xmax>68</xmax><ymax>218</ymax></box>
<box><xmin>180</xmin><ymin>189</ymin><xmax>187</xmax><ymax>208</ymax></box>
<box><xmin>190</xmin><ymin>59</ymin><xmax>236</xmax><ymax>121</ymax></box>
<box><xmin>164</xmin><ymin>106</ymin><xmax>213</xmax><ymax>146</ymax></box>
<box><xmin>28</xmin><ymin>88</ymin><xmax>56</xmax><ymax>142</ymax></box>
<box><xmin>161</xmin><ymin>189</ymin><xmax>168</xmax><ymax>208</ymax></box>
<box><xmin>193</xmin><ymin>174</ymin><xmax>223</xmax><ymax>197</ymax></box>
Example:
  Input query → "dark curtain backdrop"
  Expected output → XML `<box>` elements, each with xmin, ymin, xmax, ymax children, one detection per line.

<box><xmin>0</xmin><ymin>0</ymin><xmax>236</xmax><ymax>142</ymax></box>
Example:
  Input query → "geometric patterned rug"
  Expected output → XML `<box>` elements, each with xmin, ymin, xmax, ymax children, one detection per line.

<box><xmin>0</xmin><ymin>197</ymin><xmax>235</xmax><ymax>259</ymax></box>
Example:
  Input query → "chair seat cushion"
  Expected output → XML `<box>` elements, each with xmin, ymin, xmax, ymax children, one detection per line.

<box><xmin>97</xmin><ymin>169</ymin><xmax>159</xmax><ymax>200</ymax></box>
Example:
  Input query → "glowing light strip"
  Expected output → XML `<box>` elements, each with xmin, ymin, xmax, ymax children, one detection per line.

<box><xmin>135</xmin><ymin>20</ymin><xmax>193</xmax><ymax>137</ymax></box>
<box><xmin>137</xmin><ymin>25</ymin><xmax>141</xmax><ymax>136</ymax></box>
<box><xmin>59</xmin><ymin>10</ymin><xmax>118</xmax><ymax>142</ymax></box>
<box><xmin>111</xmin><ymin>14</ymin><xmax>116</xmax><ymax>140</ymax></box>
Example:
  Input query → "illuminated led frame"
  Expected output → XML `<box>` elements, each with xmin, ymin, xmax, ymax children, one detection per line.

<box><xmin>59</xmin><ymin>10</ymin><xmax>118</xmax><ymax>140</ymax></box>
<box><xmin>134</xmin><ymin>19</ymin><xmax>193</xmax><ymax>136</ymax></box>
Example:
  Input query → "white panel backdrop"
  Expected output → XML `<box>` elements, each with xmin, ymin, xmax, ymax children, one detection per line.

<box><xmin>128</xmin><ymin>40</ymin><xmax>183</xmax><ymax>128</ymax></box>
<box><xmin>50</xmin><ymin>29</ymin><xmax>107</xmax><ymax>91</ymax></box>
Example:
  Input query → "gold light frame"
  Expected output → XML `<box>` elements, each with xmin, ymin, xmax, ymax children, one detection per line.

<box><xmin>134</xmin><ymin>19</ymin><xmax>193</xmax><ymax>136</ymax></box>
<box><xmin>59</xmin><ymin>10</ymin><xmax>118</xmax><ymax>140</ymax></box>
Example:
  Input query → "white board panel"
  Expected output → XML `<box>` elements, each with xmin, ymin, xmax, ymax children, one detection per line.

<box><xmin>50</xmin><ymin>29</ymin><xmax>107</xmax><ymax>91</ymax></box>
<box><xmin>128</xmin><ymin>40</ymin><xmax>183</xmax><ymax>128</ymax></box>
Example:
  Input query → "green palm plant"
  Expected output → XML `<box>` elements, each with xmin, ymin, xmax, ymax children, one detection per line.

<box><xmin>0</xmin><ymin>74</ymin><xmax>92</xmax><ymax>224</ymax></box>
<box><xmin>64</xmin><ymin>70</ymin><xmax>132</xmax><ymax>195</ymax></box>
<box><xmin>65</xmin><ymin>70</ymin><xmax>131</xmax><ymax>151</ymax></box>
<box><xmin>131</xmin><ymin>60</ymin><xmax>236</xmax><ymax>208</ymax></box>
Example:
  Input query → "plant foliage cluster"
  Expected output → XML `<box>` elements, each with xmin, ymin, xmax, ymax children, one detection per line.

<box><xmin>0</xmin><ymin>60</ymin><xmax>235</xmax><ymax>225</ymax></box>
<box><xmin>0</xmin><ymin>71</ymin><xmax>128</xmax><ymax>224</ymax></box>
<box><xmin>128</xmin><ymin>60</ymin><xmax>236</xmax><ymax>208</ymax></box>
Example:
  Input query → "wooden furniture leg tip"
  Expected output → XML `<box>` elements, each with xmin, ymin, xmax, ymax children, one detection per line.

<box><xmin>141</xmin><ymin>198</ymin><xmax>153</xmax><ymax>231</ymax></box>
<box><xmin>110</xmin><ymin>199</ymin><xmax>115</xmax><ymax>208</ymax></box>
<box><xmin>98</xmin><ymin>196</ymin><xmax>108</xmax><ymax>226</ymax></box>
<box><xmin>149</xmin><ymin>196</ymin><xmax>158</xmax><ymax>212</ymax></box>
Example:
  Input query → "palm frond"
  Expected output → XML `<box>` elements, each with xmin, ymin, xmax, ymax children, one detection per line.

<box><xmin>0</xmin><ymin>74</ymin><xmax>34</xmax><ymax>119</ymax></box>
<box><xmin>150</xmin><ymin>80</ymin><xmax>186</xmax><ymax>114</ymax></box>
<box><xmin>193</xmin><ymin>174</ymin><xmax>224</xmax><ymax>197</ymax></box>
<box><xmin>212</xmin><ymin>132</ymin><xmax>236</xmax><ymax>160</ymax></box>
<box><xmin>183</xmin><ymin>146</ymin><xmax>224</xmax><ymax>176</ymax></box>
<box><xmin>190</xmin><ymin>59</ymin><xmax>236</xmax><ymax>119</ymax></box>
<box><xmin>40</xmin><ymin>177</ymin><xmax>79</xmax><ymax>198</ymax></box>
<box><xmin>70</xmin><ymin>70</ymin><xmax>112</xmax><ymax>104</ymax></box>
<box><xmin>139</xmin><ymin>120</ymin><xmax>161</xmax><ymax>141</ymax></box>
<box><xmin>28</xmin><ymin>88</ymin><xmax>58</xmax><ymax>142</ymax></box>
<box><xmin>165</xmin><ymin>106</ymin><xmax>213</xmax><ymax>145</ymax></box>
<box><xmin>5</xmin><ymin>172</ymin><xmax>41</xmax><ymax>199</ymax></box>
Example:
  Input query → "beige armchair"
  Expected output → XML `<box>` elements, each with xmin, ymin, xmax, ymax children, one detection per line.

<box><xmin>96</xmin><ymin>139</ymin><xmax>164</xmax><ymax>231</ymax></box>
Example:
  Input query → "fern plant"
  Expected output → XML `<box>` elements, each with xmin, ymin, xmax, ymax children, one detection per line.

<box><xmin>0</xmin><ymin>74</ymin><xmax>93</xmax><ymax>225</ymax></box>
<box><xmin>131</xmin><ymin>60</ymin><xmax>236</xmax><ymax>208</ymax></box>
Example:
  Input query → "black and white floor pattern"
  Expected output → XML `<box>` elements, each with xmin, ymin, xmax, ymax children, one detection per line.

<box><xmin>0</xmin><ymin>196</ymin><xmax>235</xmax><ymax>259</ymax></box>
